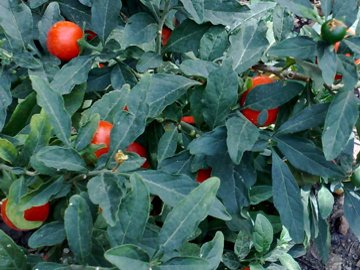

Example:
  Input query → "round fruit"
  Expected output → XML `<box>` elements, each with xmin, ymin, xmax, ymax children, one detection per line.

<box><xmin>47</xmin><ymin>21</ymin><xmax>83</xmax><ymax>61</ymax></box>
<box><xmin>240</xmin><ymin>76</ymin><xmax>279</xmax><ymax>127</ymax></box>
<box><xmin>24</xmin><ymin>203</ymin><xmax>50</xmax><ymax>222</ymax></box>
<box><xmin>1</xmin><ymin>199</ymin><xmax>20</xmax><ymax>231</ymax></box>
<box><xmin>1</xmin><ymin>199</ymin><xmax>50</xmax><ymax>231</ymax></box>
<box><xmin>351</xmin><ymin>166</ymin><xmax>360</xmax><ymax>187</ymax></box>
<box><xmin>321</xmin><ymin>19</ymin><xmax>347</xmax><ymax>44</ymax></box>
<box><xmin>162</xmin><ymin>26</ymin><xmax>172</xmax><ymax>46</ymax></box>
<box><xmin>196</xmin><ymin>168</ymin><xmax>212</xmax><ymax>183</ymax></box>
<box><xmin>181</xmin><ymin>116</ymin><xmax>195</xmax><ymax>125</ymax></box>
<box><xmin>126</xmin><ymin>142</ymin><xmax>150</xmax><ymax>168</ymax></box>
<box><xmin>91</xmin><ymin>120</ymin><xmax>113</xmax><ymax>158</ymax></box>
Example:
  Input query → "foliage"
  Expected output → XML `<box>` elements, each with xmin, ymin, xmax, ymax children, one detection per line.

<box><xmin>0</xmin><ymin>0</ymin><xmax>359</xmax><ymax>269</ymax></box>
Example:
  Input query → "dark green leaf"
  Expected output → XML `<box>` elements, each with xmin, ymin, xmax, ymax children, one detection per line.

<box><xmin>317</xmin><ymin>186</ymin><xmax>334</xmax><ymax>219</ymax></box>
<box><xmin>155</xmin><ymin>257</ymin><xmax>209</xmax><ymax>270</ymax></box>
<box><xmin>314</xmin><ymin>218</ymin><xmax>330</xmax><ymax>263</ymax></box>
<box><xmin>333</xmin><ymin>0</ymin><xmax>358</xmax><ymax>26</ymax></box>
<box><xmin>274</xmin><ymin>135</ymin><xmax>344</xmax><ymax>177</ymax></box>
<box><xmin>188</xmin><ymin>126</ymin><xmax>227</xmax><ymax>156</ymax></box>
<box><xmin>0</xmin><ymin>72</ymin><xmax>12</xmax><ymax>132</ymax></box>
<box><xmin>275</xmin><ymin>0</ymin><xmax>317</xmax><ymax>20</ymax></box>
<box><xmin>322</xmin><ymin>89</ymin><xmax>359</xmax><ymax>160</ymax></box>
<box><xmin>227</xmin><ymin>19</ymin><xmax>269</xmax><ymax>73</ymax></box>
<box><xmin>203</xmin><ymin>63</ymin><xmax>238</xmax><ymax>128</ymax></box>
<box><xmin>272</xmin><ymin>151</ymin><xmax>304</xmax><ymax>243</ymax></box>
<box><xmin>234</xmin><ymin>230</ymin><xmax>252</xmax><ymax>259</ymax></box>
<box><xmin>91</xmin><ymin>0</ymin><xmax>121</xmax><ymax>42</ymax></box>
<box><xmin>107</xmin><ymin>174</ymin><xmax>150</xmax><ymax>245</ymax></box>
<box><xmin>180</xmin><ymin>0</ymin><xmax>204</xmax><ymax>24</ymax></box>
<box><xmin>200</xmin><ymin>232</ymin><xmax>224</xmax><ymax>270</ymax></box>
<box><xmin>164</xmin><ymin>20</ymin><xmax>210</xmax><ymax>54</ymax></box>
<box><xmin>30</xmin><ymin>75</ymin><xmax>72</xmax><ymax>146</ymax></box>
<box><xmin>268</xmin><ymin>37</ymin><xmax>317</xmax><ymax>60</ymax></box>
<box><xmin>321</xmin><ymin>0</ymin><xmax>332</xmax><ymax>18</ymax></box>
<box><xmin>123</xmin><ymin>13</ymin><xmax>157</xmax><ymax>48</ymax></box>
<box><xmin>50</xmin><ymin>56</ymin><xmax>94</xmax><ymax>95</ymax></box>
<box><xmin>250</xmin><ymin>185</ymin><xmax>273</xmax><ymax>205</ymax></box>
<box><xmin>199</xmin><ymin>26</ymin><xmax>229</xmax><ymax>61</ymax></box>
<box><xmin>244</xmin><ymin>81</ymin><xmax>304</xmax><ymax>110</ymax></box>
<box><xmin>105</xmin><ymin>244</ymin><xmax>150</xmax><ymax>270</ymax></box>
<box><xmin>136</xmin><ymin>52</ymin><xmax>163</xmax><ymax>73</ymax></box>
<box><xmin>344</xmin><ymin>190</ymin><xmax>360</xmax><ymax>240</ymax></box>
<box><xmin>64</xmin><ymin>195</ymin><xmax>93</xmax><ymax>264</ymax></box>
<box><xmin>277</xmin><ymin>104</ymin><xmax>329</xmax><ymax>134</ymax></box>
<box><xmin>87</xmin><ymin>173</ymin><xmax>125</xmax><ymax>227</ymax></box>
<box><xmin>159</xmin><ymin>177</ymin><xmax>220</xmax><ymax>252</ymax></box>
<box><xmin>226</xmin><ymin>113</ymin><xmax>260</xmax><ymax>164</ymax></box>
<box><xmin>30</xmin><ymin>146</ymin><xmax>88</xmax><ymax>173</ymax></box>
<box><xmin>157</xmin><ymin>124</ymin><xmax>179</xmax><ymax>164</ymax></box>
<box><xmin>317</xmin><ymin>44</ymin><xmax>337</xmax><ymax>85</ymax></box>
<box><xmin>273</xmin><ymin>5</ymin><xmax>293</xmax><ymax>41</ymax></box>
<box><xmin>58</xmin><ymin>0</ymin><xmax>91</xmax><ymax>27</ymax></box>
<box><xmin>0</xmin><ymin>0</ymin><xmax>33</xmax><ymax>51</ymax></box>
<box><xmin>137</xmin><ymin>170</ymin><xmax>231</xmax><ymax>221</ymax></box>
<box><xmin>0</xmin><ymin>230</ymin><xmax>28</xmax><ymax>270</ymax></box>
<box><xmin>28</xmin><ymin>222</ymin><xmax>66</xmax><ymax>248</ymax></box>
<box><xmin>180</xmin><ymin>59</ymin><xmax>217</xmax><ymax>79</ymax></box>
<box><xmin>75</xmin><ymin>114</ymin><xmax>100</xmax><ymax>151</ymax></box>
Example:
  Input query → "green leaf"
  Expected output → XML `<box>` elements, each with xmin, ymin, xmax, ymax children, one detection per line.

<box><xmin>50</xmin><ymin>56</ymin><xmax>94</xmax><ymax>95</ymax></box>
<box><xmin>274</xmin><ymin>135</ymin><xmax>344</xmax><ymax>177</ymax></box>
<box><xmin>91</xmin><ymin>0</ymin><xmax>122</xmax><ymax>42</ymax></box>
<box><xmin>203</xmin><ymin>62</ymin><xmax>238</xmax><ymax>128</ymax></box>
<box><xmin>154</xmin><ymin>257</ymin><xmax>209</xmax><ymax>270</ymax></box>
<box><xmin>29</xmin><ymin>75</ymin><xmax>72</xmax><ymax>146</ymax></box>
<box><xmin>58</xmin><ymin>0</ymin><xmax>91</xmax><ymax>28</ymax></box>
<box><xmin>314</xmin><ymin>217</ymin><xmax>330</xmax><ymax>263</ymax></box>
<box><xmin>199</xmin><ymin>26</ymin><xmax>229</xmax><ymax>61</ymax></box>
<box><xmin>234</xmin><ymin>230</ymin><xmax>252</xmax><ymax>260</ymax></box>
<box><xmin>123</xmin><ymin>13</ymin><xmax>158</xmax><ymax>48</ymax></box>
<box><xmin>250</xmin><ymin>185</ymin><xmax>273</xmax><ymax>205</ymax></box>
<box><xmin>64</xmin><ymin>84</ymin><xmax>86</xmax><ymax>115</ymax></box>
<box><xmin>19</xmin><ymin>177</ymin><xmax>68</xmax><ymax>210</ymax></box>
<box><xmin>137</xmin><ymin>170</ymin><xmax>231</xmax><ymax>221</ymax></box>
<box><xmin>180</xmin><ymin>0</ymin><xmax>204</xmax><ymax>24</ymax></box>
<box><xmin>273</xmin><ymin>5</ymin><xmax>293</xmax><ymax>41</ymax></box>
<box><xmin>252</xmin><ymin>213</ymin><xmax>273</xmax><ymax>254</ymax></box>
<box><xmin>136</xmin><ymin>52</ymin><xmax>163</xmax><ymax>73</ymax></box>
<box><xmin>317</xmin><ymin>186</ymin><xmax>334</xmax><ymax>219</ymax></box>
<box><xmin>31</xmin><ymin>146</ymin><xmax>88</xmax><ymax>173</ymax></box>
<box><xmin>87</xmin><ymin>173</ymin><xmax>125</xmax><ymax>227</ymax></box>
<box><xmin>268</xmin><ymin>36</ymin><xmax>317</xmax><ymax>60</ymax></box>
<box><xmin>28</xmin><ymin>221</ymin><xmax>66</xmax><ymax>248</ymax></box>
<box><xmin>0</xmin><ymin>72</ymin><xmax>12</xmax><ymax>132</ymax></box>
<box><xmin>317</xmin><ymin>44</ymin><xmax>337</xmax><ymax>86</ymax></box>
<box><xmin>275</xmin><ymin>0</ymin><xmax>317</xmax><ymax>20</ymax></box>
<box><xmin>222</xmin><ymin>252</ymin><xmax>241</xmax><ymax>270</ymax></box>
<box><xmin>64</xmin><ymin>195</ymin><xmax>93</xmax><ymax>264</ymax></box>
<box><xmin>272</xmin><ymin>151</ymin><xmax>304</xmax><ymax>243</ymax></box>
<box><xmin>322</xmin><ymin>89</ymin><xmax>359</xmax><ymax>160</ymax></box>
<box><xmin>321</xmin><ymin>0</ymin><xmax>332</xmax><ymax>18</ymax></box>
<box><xmin>0</xmin><ymin>138</ymin><xmax>17</xmax><ymax>164</ymax></box>
<box><xmin>188</xmin><ymin>126</ymin><xmax>227</xmax><ymax>156</ymax></box>
<box><xmin>37</xmin><ymin>2</ymin><xmax>64</xmax><ymax>50</ymax></box>
<box><xmin>107</xmin><ymin>174</ymin><xmax>150</xmax><ymax>245</ymax></box>
<box><xmin>0</xmin><ymin>0</ymin><xmax>33</xmax><ymax>51</ymax></box>
<box><xmin>157</xmin><ymin>124</ymin><xmax>179</xmax><ymax>164</ymax></box>
<box><xmin>159</xmin><ymin>177</ymin><xmax>220</xmax><ymax>252</ymax></box>
<box><xmin>164</xmin><ymin>20</ymin><xmax>210</xmax><ymax>54</ymax></box>
<box><xmin>344</xmin><ymin>190</ymin><xmax>360</xmax><ymax>240</ymax></box>
<box><xmin>180</xmin><ymin>59</ymin><xmax>218</xmax><ymax>79</ymax></box>
<box><xmin>278</xmin><ymin>252</ymin><xmax>301</xmax><ymax>270</ymax></box>
<box><xmin>244</xmin><ymin>81</ymin><xmax>304</xmax><ymax>110</ymax></box>
<box><xmin>2</xmin><ymin>92</ymin><xmax>38</xmax><ymax>136</ymax></box>
<box><xmin>277</xmin><ymin>103</ymin><xmax>329</xmax><ymax>134</ymax></box>
<box><xmin>227</xmin><ymin>19</ymin><xmax>269</xmax><ymax>73</ymax></box>
<box><xmin>0</xmin><ymin>229</ymin><xmax>28</xmax><ymax>270</ymax></box>
<box><xmin>84</xmin><ymin>85</ymin><xmax>130</xmax><ymax>122</ymax></box>
<box><xmin>226</xmin><ymin>113</ymin><xmax>260</xmax><ymax>164</ymax></box>
<box><xmin>333</xmin><ymin>0</ymin><xmax>358</xmax><ymax>26</ymax></box>
<box><xmin>104</xmin><ymin>244</ymin><xmax>150</xmax><ymax>270</ymax></box>
<box><xmin>75</xmin><ymin>114</ymin><xmax>100</xmax><ymax>151</ymax></box>
<box><xmin>200</xmin><ymin>231</ymin><xmax>224</xmax><ymax>270</ymax></box>
<box><xmin>21</xmin><ymin>112</ymin><xmax>52</xmax><ymax>165</ymax></box>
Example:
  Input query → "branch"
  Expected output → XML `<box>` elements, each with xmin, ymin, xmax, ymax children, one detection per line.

<box><xmin>252</xmin><ymin>64</ymin><xmax>310</xmax><ymax>82</ymax></box>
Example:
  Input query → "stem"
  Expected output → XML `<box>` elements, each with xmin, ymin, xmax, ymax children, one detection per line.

<box><xmin>0</xmin><ymin>164</ymin><xmax>38</xmax><ymax>177</ymax></box>
<box><xmin>252</xmin><ymin>64</ymin><xmax>310</xmax><ymax>82</ymax></box>
<box><xmin>156</xmin><ymin>1</ymin><xmax>171</xmax><ymax>55</ymax></box>
<box><xmin>71</xmin><ymin>169</ymin><xmax>130</xmax><ymax>183</ymax></box>
<box><xmin>179</xmin><ymin>121</ymin><xmax>203</xmax><ymax>137</ymax></box>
